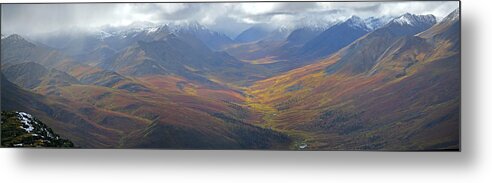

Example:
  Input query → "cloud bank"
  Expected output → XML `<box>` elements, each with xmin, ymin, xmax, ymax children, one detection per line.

<box><xmin>1</xmin><ymin>2</ymin><xmax>459</xmax><ymax>38</ymax></box>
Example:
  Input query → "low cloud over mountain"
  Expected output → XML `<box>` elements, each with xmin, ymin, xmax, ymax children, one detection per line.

<box><xmin>1</xmin><ymin>2</ymin><xmax>458</xmax><ymax>38</ymax></box>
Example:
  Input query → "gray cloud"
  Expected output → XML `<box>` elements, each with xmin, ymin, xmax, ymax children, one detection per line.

<box><xmin>1</xmin><ymin>2</ymin><xmax>459</xmax><ymax>38</ymax></box>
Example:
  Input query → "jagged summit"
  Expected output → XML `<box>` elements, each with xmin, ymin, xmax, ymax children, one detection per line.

<box><xmin>344</xmin><ymin>16</ymin><xmax>370</xmax><ymax>31</ymax></box>
<box><xmin>390</xmin><ymin>13</ymin><xmax>436</xmax><ymax>26</ymax></box>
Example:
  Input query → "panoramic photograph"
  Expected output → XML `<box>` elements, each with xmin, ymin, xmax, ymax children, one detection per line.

<box><xmin>0</xmin><ymin>1</ymin><xmax>460</xmax><ymax>150</ymax></box>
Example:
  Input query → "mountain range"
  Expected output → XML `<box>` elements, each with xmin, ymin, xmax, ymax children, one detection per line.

<box><xmin>246</xmin><ymin>9</ymin><xmax>459</xmax><ymax>150</ymax></box>
<box><xmin>1</xmin><ymin>10</ymin><xmax>460</xmax><ymax>150</ymax></box>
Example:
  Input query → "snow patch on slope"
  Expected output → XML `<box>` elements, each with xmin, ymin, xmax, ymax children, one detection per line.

<box><xmin>15</xmin><ymin>111</ymin><xmax>56</xmax><ymax>139</ymax></box>
<box><xmin>442</xmin><ymin>9</ymin><xmax>459</xmax><ymax>23</ymax></box>
<box><xmin>18</xmin><ymin>112</ymin><xmax>36</xmax><ymax>132</ymax></box>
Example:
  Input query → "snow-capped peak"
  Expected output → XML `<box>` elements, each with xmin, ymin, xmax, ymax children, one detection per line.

<box><xmin>97</xmin><ymin>23</ymin><xmax>164</xmax><ymax>40</ymax></box>
<box><xmin>5</xmin><ymin>34</ymin><xmax>26</xmax><ymax>41</ymax></box>
<box><xmin>343</xmin><ymin>16</ymin><xmax>370</xmax><ymax>31</ymax></box>
<box><xmin>145</xmin><ymin>26</ymin><xmax>161</xmax><ymax>34</ymax></box>
<box><xmin>391</xmin><ymin>13</ymin><xmax>436</xmax><ymax>26</ymax></box>
<box><xmin>442</xmin><ymin>9</ymin><xmax>459</xmax><ymax>23</ymax></box>
<box><xmin>364</xmin><ymin>16</ymin><xmax>393</xmax><ymax>30</ymax></box>
<box><xmin>346</xmin><ymin>16</ymin><xmax>364</xmax><ymax>24</ymax></box>
<box><xmin>393</xmin><ymin>13</ymin><xmax>414</xmax><ymax>25</ymax></box>
<box><xmin>98</xmin><ymin>31</ymin><xmax>113</xmax><ymax>40</ymax></box>
<box><xmin>168</xmin><ymin>21</ymin><xmax>211</xmax><ymax>34</ymax></box>
<box><xmin>275</xmin><ymin>25</ymin><xmax>293</xmax><ymax>33</ymax></box>
<box><xmin>346</xmin><ymin>16</ymin><xmax>368</xmax><ymax>29</ymax></box>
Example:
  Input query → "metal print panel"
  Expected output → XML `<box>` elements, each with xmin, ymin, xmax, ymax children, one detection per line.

<box><xmin>0</xmin><ymin>1</ymin><xmax>460</xmax><ymax>150</ymax></box>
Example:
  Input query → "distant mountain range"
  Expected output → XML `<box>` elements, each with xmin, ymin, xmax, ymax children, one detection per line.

<box><xmin>171</xmin><ymin>22</ymin><xmax>235</xmax><ymax>50</ymax></box>
<box><xmin>234</xmin><ymin>25</ymin><xmax>292</xmax><ymax>43</ymax></box>
<box><xmin>1</xmin><ymin>9</ymin><xmax>460</xmax><ymax>150</ymax></box>
<box><xmin>246</xmin><ymin>10</ymin><xmax>459</xmax><ymax>150</ymax></box>
<box><xmin>323</xmin><ymin>13</ymin><xmax>436</xmax><ymax>75</ymax></box>
<box><xmin>284</xmin><ymin>27</ymin><xmax>325</xmax><ymax>47</ymax></box>
<box><xmin>223</xmin><ymin>15</ymin><xmax>398</xmax><ymax>72</ymax></box>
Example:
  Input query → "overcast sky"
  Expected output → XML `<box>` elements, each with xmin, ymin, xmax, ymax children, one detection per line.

<box><xmin>1</xmin><ymin>2</ymin><xmax>459</xmax><ymax>38</ymax></box>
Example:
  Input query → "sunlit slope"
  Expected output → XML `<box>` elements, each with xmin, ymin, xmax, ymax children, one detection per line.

<box><xmin>2</xmin><ymin>62</ymin><xmax>291</xmax><ymax>149</ymax></box>
<box><xmin>54</xmin><ymin>74</ymin><xmax>290</xmax><ymax>149</ymax></box>
<box><xmin>1</xmin><ymin>74</ymin><xmax>145</xmax><ymax>148</ymax></box>
<box><xmin>246</xmin><ymin>10</ymin><xmax>460</xmax><ymax>150</ymax></box>
<box><xmin>1</xmin><ymin>32</ymin><xmax>292</xmax><ymax>149</ymax></box>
